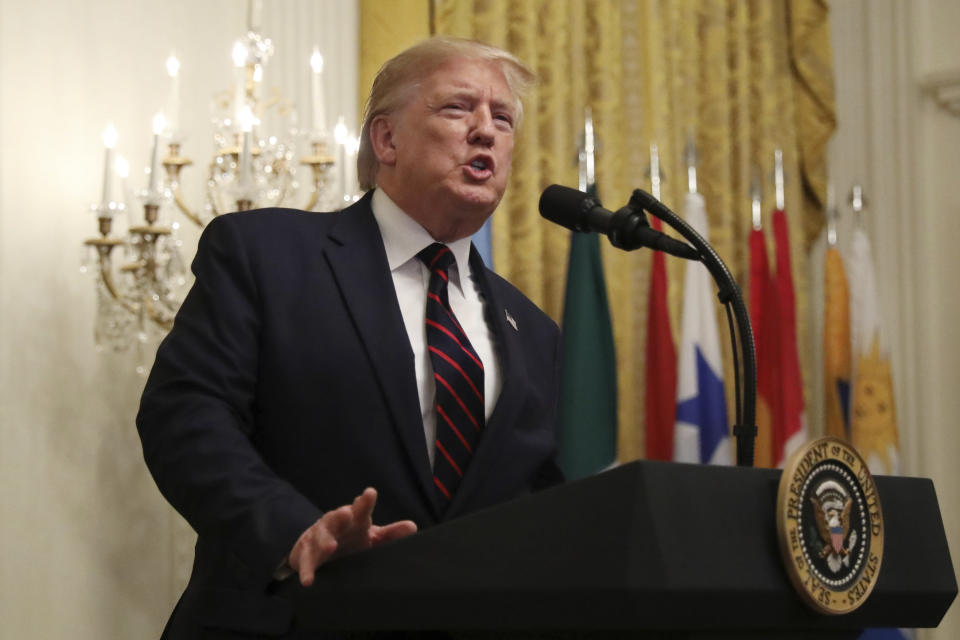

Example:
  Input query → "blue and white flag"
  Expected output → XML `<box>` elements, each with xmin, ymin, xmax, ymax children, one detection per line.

<box><xmin>673</xmin><ymin>192</ymin><xmax>732</xmax><ymax>465</ymax></box>
<box><xmin>472</xmin><ymin>217</ymin><xmax>494</xmax><ymax>269</ymax></box>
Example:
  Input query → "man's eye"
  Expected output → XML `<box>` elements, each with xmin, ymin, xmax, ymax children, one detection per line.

<box><xmin>444</xmin><ymin>103</ymin><xmax>466</xmax><ymax>111</ymax></box>
<box><xmin>495</xmin><ymin>114</ymin><xmax>514</xmax><ymax>128</ymax></box>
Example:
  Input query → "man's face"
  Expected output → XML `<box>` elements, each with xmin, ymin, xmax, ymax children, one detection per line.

<box><xmin>375</xmin><ymin>57</ymin><xmax>517</xmax><ymax>241</ymax></box>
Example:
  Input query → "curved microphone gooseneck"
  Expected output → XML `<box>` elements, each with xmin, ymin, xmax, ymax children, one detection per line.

<box><xmin>628</xmin><ymin>189</ymin><xmax>757</xmax><ymax>467</ymax></box>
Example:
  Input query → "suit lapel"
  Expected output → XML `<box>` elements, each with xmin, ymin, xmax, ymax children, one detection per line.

<box><xmin>447</xmin><ymin>246</ymin><xmax>529</xmax><ymax>518</ymax></box>
<box><xmin>323</xmin><ymin>195</ymin><xmax>439</xmax><ymax>519</ymax></box>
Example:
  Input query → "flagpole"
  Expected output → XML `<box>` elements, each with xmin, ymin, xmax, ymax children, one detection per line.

<box><xmin>751</xmin><ymin>175</ymin><xmax>763</xmax><ymax>231</ymax></box>
<box><xmin>685</xmin><ymin>135</ymin><xmax>698</xmax><ymax>195</ymax></box>
<box><xmin>649</xmin><ymin>143</ymin><xmax>662</xmax><ymax>201</ymax></box>
<box><xmin>827</xmin><ymin>182</ymin><xmax>838</xmax><ymax>247</ymax></box>
<box><xmin>774</xmin><ymin>148</ymin><xmax>786</xmax><ymax>211</ymax></box>
<box><xmin>849</xmin><ymin>182</ymin><xmax>866</xmax><ymax>226</ymax></box>
<box><xmin>579</xmin><ymin>108</ymin><xmax>595</xmax><ymax>191</ymax></box>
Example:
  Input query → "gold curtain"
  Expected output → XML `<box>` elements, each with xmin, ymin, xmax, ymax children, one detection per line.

<box><xmin>358</xmin><ymin>0</ymin><xmax>431</xmax><ymax>118</ymax></box>
<box><xmin>360</xmin><ymin>0</ymin><xmax>835</xmax><ymax>463</ymax></box>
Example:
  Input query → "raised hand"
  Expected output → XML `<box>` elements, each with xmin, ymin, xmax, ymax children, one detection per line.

<box><xmin>287</xmin><ymin>487</ymin><xmax>418</xmax><ymax>586</ymax></box>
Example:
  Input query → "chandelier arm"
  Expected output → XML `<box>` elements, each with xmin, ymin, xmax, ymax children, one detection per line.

<box><xmin>173</xmin><ymin>189</ymin><xmax>205</xmax><ymax>227</ymax></box>
<box><xmin>303</xmin><ymin>189</ymin><xmax>319</xmax><ymax>212</ymax></box>
<box><xmin>144</xmin><ymin>299</ymin><xmax>175</xmax><ymax>332</ymax></box>
<box><xmin>262</xmin><ymin>94</ymin><xmax>281</xmax><ymax>111</ymax></box>
<box><xmin>299</xmin><ymin>156</ymin><xmax>334</xmax><ymax>212</ymax></box>
<box><xmin>98</xmin><ymin>254</ymin><xmax>140</xmax><ymax>316</ymax></box>
<box><xmin>207</xmin><ymin>161</ymin><xmax>224</xmax><ymax>217</ymax></box>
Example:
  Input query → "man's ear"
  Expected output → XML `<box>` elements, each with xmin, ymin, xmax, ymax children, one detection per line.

<box><xmin>369</xmin><ymin>115</ymin><xmax>397</xmax><ymax>166</ymax></box>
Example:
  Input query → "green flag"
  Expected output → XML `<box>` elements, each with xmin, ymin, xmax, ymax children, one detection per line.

<box><xmin>557</xmin><ymin>185</ymin><xmax>618</xmax><ymax>480</ymax></box>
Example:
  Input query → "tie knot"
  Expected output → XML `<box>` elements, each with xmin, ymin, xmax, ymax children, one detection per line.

<box><xmin>417</xmin><ymin>242</ymin><xmax>455</xmax><ymax>274</ymax></box>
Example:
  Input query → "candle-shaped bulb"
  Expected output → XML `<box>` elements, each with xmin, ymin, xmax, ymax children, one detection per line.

<box><xmin>247</xmin><ymin>0</ymin><xmax>262</xmax><ymax>32</ymax></box>
<box><xmin>310</xmin><ymin>48</ymin><xmax>327</xmax><ymax>136</ymax></box>
<box><xmin>165</xmin><ymin>55</ymin><xmax>181</xmax><ymax>137</ymax></box>
<box><xmin>346</xmin><ymin>135</ymin><xmax>360</xmax><ymax>156</ymax></box>
<box><xmin>253</xmin><ymin>64</ymin><xmax>263</xmax><ymax>83</ymax></box>
<box><xmin>148</xmin><ymin>113</ymin><xmax>165</xmax><ymax>194</ymax></box>
<box><xmin>103</xmin><ymin>123</ymin><xmax>118</xmax><ymax>149</ymax></box>
<box><xmin>344</xmin><ymin>135</ymin><xmax>360</xmax><ymax>198</ymax></box>
<box><xmin>334</xmin><ymin>117</ymin><xmax>348</xmax><ymax>145</ymax></box>
<box><xmin>166</xmin><ymin>55</ymin><xmax>180</xmax><ymax>78</ymax></box>
<box><xmin>101</xmin><ymin>124</ymin><xmax>118</xmax><ymax>211</ymax></box>
<box><xmin>115</xmin><ymin>155</ymin><xmax>129</xmax><ymax>179</ymax></box>
<box><xmin>152</xmin><ymin>112</ymin><xmax>167</xmax><ymax>135</ymax></box>
<box><xmin>115</xmin><ymin>155</ymin><xmax>129</xmax><ymax>208</ymax></box>
<box><xmin>238</xmin><ymin>106</ymin><xmax>255</xmax><ymax>194</ymax></box>
<box><xmin>233</xmin><ymin>44</ymin><xmax>247</xmax><ymax>128</ymax></box>
<box><xmin>232</xmin><ymin>40</ymin><xmax>247</xmax><ymax>68</ymax></box>
<box><xmin>334</xmin><ymin>121</ymin><xmax>350</xmax><ymax>200</ymax></box>
<box><xmin>239</xmin><ymin>105</ymin><xmax>256</xmax><ymax>133</ymax></box>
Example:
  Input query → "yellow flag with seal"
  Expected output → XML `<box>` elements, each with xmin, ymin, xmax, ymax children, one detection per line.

<box><xmin>823</xmin><ymin>246</ymin><xmax>852</xmax><ymax>440</ymax></box>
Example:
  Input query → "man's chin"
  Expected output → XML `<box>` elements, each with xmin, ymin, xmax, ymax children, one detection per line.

<box><xmin>451</xmin><ymin>185</ymin><xmax>503</xmax><ymax>217</ymax></box>
<box><xmin>433</xmin><ymin>200</ymin><xmax>499</xmax><ymax>242</ymax></box>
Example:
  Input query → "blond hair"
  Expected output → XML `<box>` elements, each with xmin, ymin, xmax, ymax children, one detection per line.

<box><xmin>357</xmin><ymin>36</ymin><xmax>536</xmax><ymax>191</ymax></box>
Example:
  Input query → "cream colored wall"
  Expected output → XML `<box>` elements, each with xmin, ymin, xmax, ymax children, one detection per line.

<box><xmin>829</xmin><ymin>1</ymin><xmax>960</xmax><ymax>637</ymax></box>
<box><xmin>0</xmin><ymin>0</ymin><xmax>357</xmax><ymax>637</ymax></box>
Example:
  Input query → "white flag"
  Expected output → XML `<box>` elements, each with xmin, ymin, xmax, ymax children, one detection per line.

<box><xmin>674</xmin><ymin>193</ymin><xmax>731</xmax><ymax>465</ymax></box>
<box><xmin>848</xmin><ymin>227</ymin><xmax>900</xmax><ymax>475</ymax></box>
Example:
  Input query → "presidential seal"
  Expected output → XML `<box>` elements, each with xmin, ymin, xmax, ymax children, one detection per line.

<box><xmin>776</xmin><ymin>437</ymin><xmax>884</xmax><ymax>614</ymax></box>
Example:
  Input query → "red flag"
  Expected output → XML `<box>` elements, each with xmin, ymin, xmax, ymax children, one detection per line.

<box><xmin>748</xmin><ymin>228</ymin><xmax>780</xmax><ymax>468</ymax></box>
<box><xmin>645</xmin><ymin>217</ymin><xmax>677</xmax><ymax>460</ymax></box>
<box><xmin>771</xmin><ymin>209</ymin><xmax>806</xmax><ymax>465</ymax></box>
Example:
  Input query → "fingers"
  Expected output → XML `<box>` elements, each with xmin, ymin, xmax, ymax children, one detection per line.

<box><xmin>289</xmin><ymin>519</ymin><xmax>339</xmax><ymax>587</ymax></box>
<box><xmin>321</xmin><ymin>504</ymin><xmax>355</xmax><ymax>540</ymax></box>
<box><xmin>288</xmin><ymin>488</ymin><xmax>414</xmax><ymax>587</ymax></box>
<box><xmin>332</xmin><ymin>488</ymin><xmax>377</xmax><ymax>553</ymax></box>
<box><xmin>350</xmin><ymin>487</ymin><xmax>377</xmax><ymax>524</ymax></box>
<box><xmin>370</xmin><ymin>520</ymin><xmax>418</xmax><ymax>545</ymax></box>
<box><xmin>297</xmin><ymin>536</ymin><xmax>337</xmax><ymax>587</ymax></box>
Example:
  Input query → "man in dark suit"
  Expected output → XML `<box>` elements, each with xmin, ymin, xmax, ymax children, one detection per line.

<box><xmin>137</xmin><ymin>36</ymin><xmax>563</xmax><ymax>638</ymax></box>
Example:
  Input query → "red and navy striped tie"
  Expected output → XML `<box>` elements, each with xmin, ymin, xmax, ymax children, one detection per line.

<box><xmin>417</xmin><ymin>243</ymin><xmax>484</xmax><ymax>506</ymax></box>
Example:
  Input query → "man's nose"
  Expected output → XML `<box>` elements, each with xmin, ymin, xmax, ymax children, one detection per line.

<box><xmin>468</xmin><ymin>107</ymin><xmax>496</xmax><ymax>146</ymax></box>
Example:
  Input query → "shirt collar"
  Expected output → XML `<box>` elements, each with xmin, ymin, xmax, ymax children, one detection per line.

<box><xmin>371</xmin><ymin>188</ymin><xmax>474</xmax><ymax>291</ymax></box>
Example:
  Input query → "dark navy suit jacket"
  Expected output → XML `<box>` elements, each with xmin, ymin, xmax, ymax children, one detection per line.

<box><xmin>137</xmin><ymin>192</ymin><xmax>563</xmax><ymax>638</ymax></box>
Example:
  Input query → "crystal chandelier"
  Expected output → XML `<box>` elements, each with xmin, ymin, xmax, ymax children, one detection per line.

<box><xmin>82</xmin><ymin>10</ymin><xmax>358</xmax><ymax>366</ymax></box>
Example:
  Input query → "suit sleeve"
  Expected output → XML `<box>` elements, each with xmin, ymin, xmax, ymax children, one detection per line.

<box><xmin>533</xmin><ymin>320</ymin><xmax>566</xmax><ymax>490</ymax></box>
<box><xmin>136</xmin><ymin>215</ymin><xmax>322</xmax><ymax>585</ymax></box>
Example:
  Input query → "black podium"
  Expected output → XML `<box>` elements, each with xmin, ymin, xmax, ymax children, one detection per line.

<box><xmin>276</xmin><ymin>461</ymin><xmax>956</xmax><ymax>638</ymax></box>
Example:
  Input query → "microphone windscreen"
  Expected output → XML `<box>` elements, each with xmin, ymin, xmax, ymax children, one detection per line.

<box><xmin>538</xmin><ymin>184</ymin><xmax>592</xmax><ymax>231</ymax></box>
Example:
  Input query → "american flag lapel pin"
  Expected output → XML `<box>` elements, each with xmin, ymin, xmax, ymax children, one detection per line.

<box><xmin>504</xmin><ymin>309</ymin><xmax>518</xmax><ymax>332</ymax></box>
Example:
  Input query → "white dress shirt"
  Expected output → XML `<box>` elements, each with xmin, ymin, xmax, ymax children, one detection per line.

<box><xmin>371</xmin><ymin>188</ymin><xmax>502</xmax><ymax>466</ymax></box>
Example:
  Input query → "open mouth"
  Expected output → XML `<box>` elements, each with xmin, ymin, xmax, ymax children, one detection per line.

<box><xmin>465</xmin><ymin>156</ymin><xmax>494</xmax><ymax>179</ymax></box>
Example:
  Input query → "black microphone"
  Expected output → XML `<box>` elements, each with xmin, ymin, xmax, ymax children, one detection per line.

<box><xmin>538</xmin><ymin>184</ymin><xmax>699</xmax><ymax>260</ymax></box>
